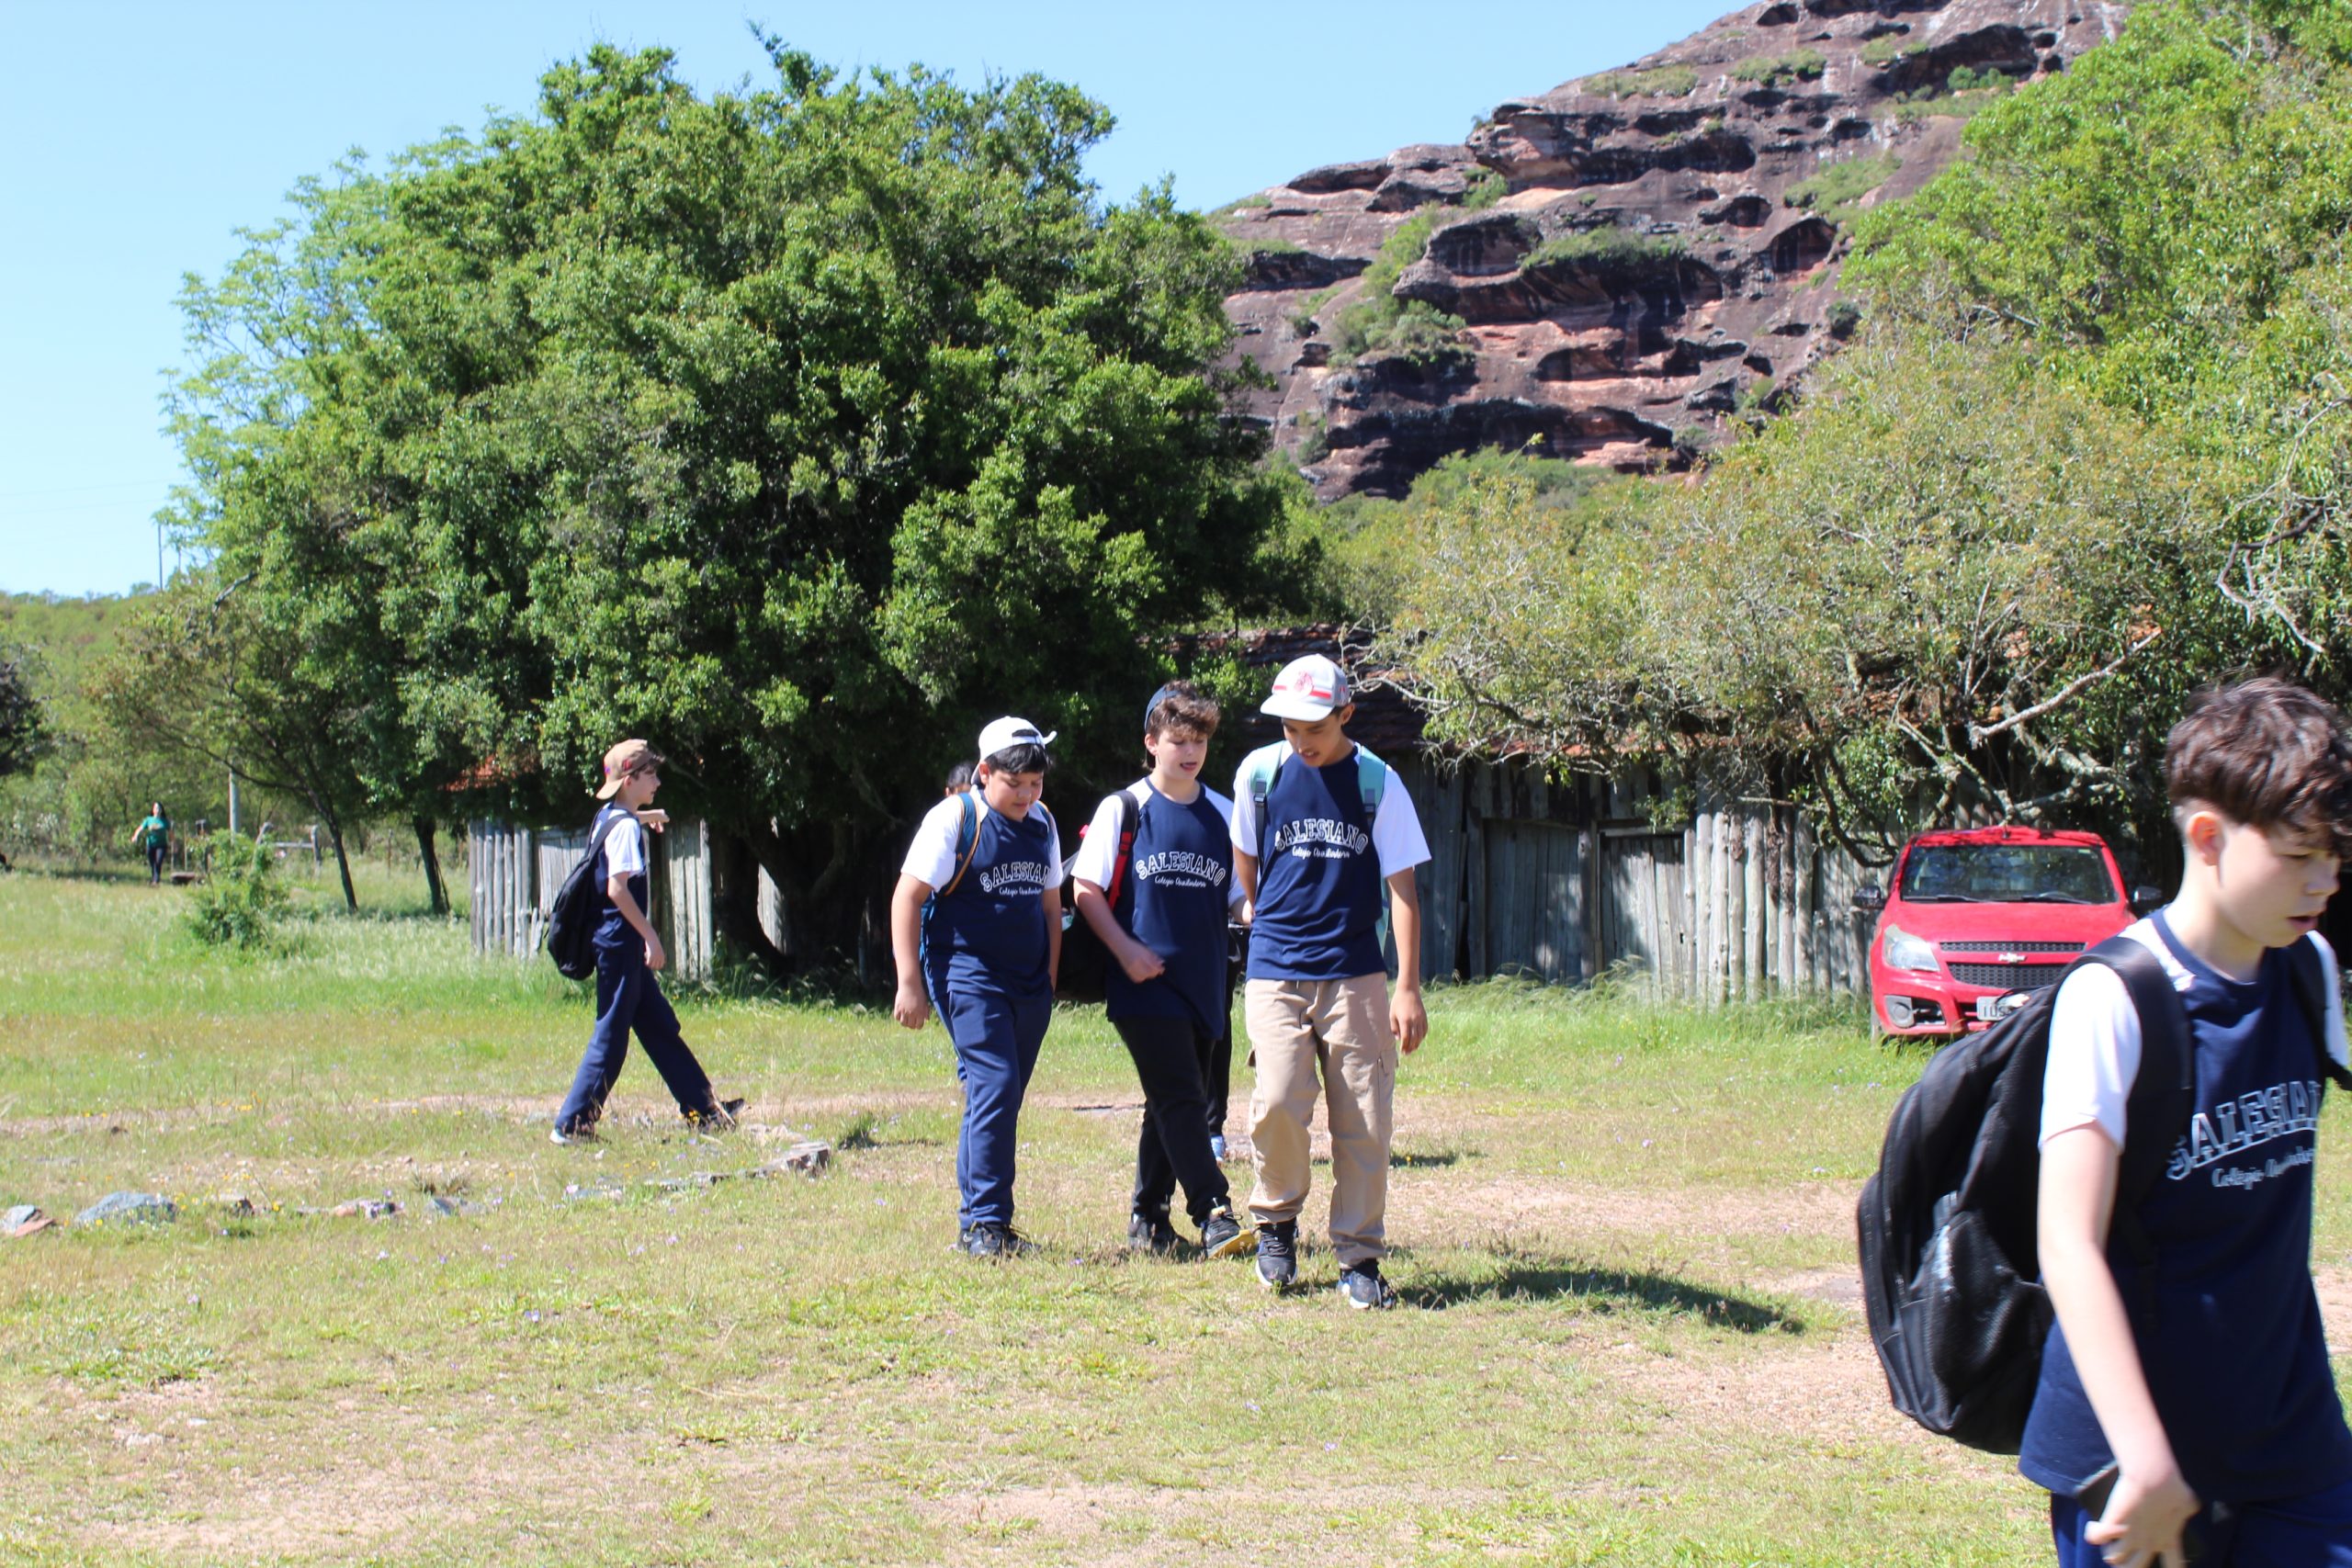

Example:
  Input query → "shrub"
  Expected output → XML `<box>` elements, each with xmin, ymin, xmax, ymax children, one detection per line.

<box><xmin>1787</xmin><ymin>152</ymin><xmax>1902</xmax><ymax>225</ymax></box>
<box><xmin>1581</xmin><ymin>64</ymin><xmax>1700</xmax><ymax>99</ymax></box>
<box><xmin>1860</xmin><ymin>37</ymin><xmax>1910</xmax><ymax>68</ymax></box>
<box><xmin>1462</xmin><ymin>170</ymin><xmax>1508</xmax><ymax>210</ymax></box>
<box><xmin>183</xmin><ymin>831</ymin><xmax>290</xmax><ymax>952</ymax></box>
<box><xmin>1732</xmin><ymin>49</ymin><xmax>1827</xmax><ymax>89</ymax></box>
<box><xmin>1334</xmin><ymin>300</ymin><xmax>1473</xmax><ymax>368</ymax></box>
<box><xmin>1826</xmin><ymin>299</ymin><xmax>1864</xmax><ymax>338</ymax></box>
<box><xmin>1525</xmin><ymin>227</ymin><xmax>1687</xmax><ymax>271</ymax></box>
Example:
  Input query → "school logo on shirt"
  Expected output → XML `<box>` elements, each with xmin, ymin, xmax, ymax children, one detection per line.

<box><xmin>1270</xmin><ymin>818</ymin><xmax>1370</xmax><ymax>861</ymax></box>
<box><xmin>1133</xmin><ymin>850</ymin><xmax>1228</xmax><ymax>889</ymax></box>
<box><xmin>2165</xmin><ymin>1077</ymin><xmax>2324</xmax><ymax>1185</ymax></box>
<box><xmin>978</xmin><ymin>861</ymin><xmax>1050</xmax><ymax>896</ymax></box>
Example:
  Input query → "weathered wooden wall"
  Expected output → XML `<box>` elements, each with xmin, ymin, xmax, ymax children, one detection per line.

<box><xmin>467</xmin><ymin>816</ymin><xmax>716</xmax><ymax>981</ymax></box>
<box><xmin>1396</xmin><ymin>761</ymin><xmax>1872</xmax><ymax>1003</ymax></box>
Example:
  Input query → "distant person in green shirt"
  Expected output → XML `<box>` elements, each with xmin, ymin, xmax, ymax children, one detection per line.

<box><xmin>132</xmin><ymin>804</ymin><xmax>170</xmax><ymax>885</ymax></box>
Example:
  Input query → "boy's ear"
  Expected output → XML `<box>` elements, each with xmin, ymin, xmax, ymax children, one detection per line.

<box><xmin>1334</xmin><ymin>702</ymin><xmax>1357</xmax><ymax>727</ymax></box>
<box><xmin>2181</xmin><ymin>805</ymin><xmax>2229</xmax><ymax>865</ymax></box>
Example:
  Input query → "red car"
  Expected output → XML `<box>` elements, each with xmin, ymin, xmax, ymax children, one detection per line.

<box><xmin>1853</xmin><ymin>826</ymin><xmax>2159</xmax><ymax>1039</ymax></box>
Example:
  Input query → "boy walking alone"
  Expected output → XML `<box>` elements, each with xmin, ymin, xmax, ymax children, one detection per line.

<box><xmin>891</xmin><ymin>718</ymin><xmax>1063</xmax><ymax>1258</ymax></box>
<box><xmin>1231</xmin><ymin>656</ymin><xmax>1430</xmax><ymax>1308</ymax></box>
<box><xmin>2028</xmin><ymin>678</ymin><xmax>2352</xmax><ymax>1566</ymax></box>
<box><xmin>552</xmin><ymin>740</ymin><xmax>741</xmax><ymax>1143</ymax></box>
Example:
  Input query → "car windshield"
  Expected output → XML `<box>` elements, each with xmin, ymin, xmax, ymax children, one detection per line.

<box><xmin>1898</xmin><ymin>843</ymin><xmax>2119</xmax><ymax>905</ymax></box>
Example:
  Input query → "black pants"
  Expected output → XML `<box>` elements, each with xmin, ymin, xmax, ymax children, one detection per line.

<box><xmin>1114</xmin><ymin>1013</ymin><xmax>1232</xmax><ymax>1226</ymax></box>
<box><xmin>146</xmin><ymin>841</ymin><xmax>166</xmax><ymax>884</ymax></box>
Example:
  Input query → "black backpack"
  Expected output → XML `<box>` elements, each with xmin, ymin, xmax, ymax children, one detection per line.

<box><xmin>1858</xmin><ymin>933</ymin><xmax>2345</xmax><ymax>1454</ymax></box>
<box><xmin>544</xmin><ymin>810</ymin><xmax>630</xmax><ymax>980</ymax></box>
<box><xmin>1057</xmin><ymin>788</ymin><xmax>1141</xmax><ymax>1004</ymax></box>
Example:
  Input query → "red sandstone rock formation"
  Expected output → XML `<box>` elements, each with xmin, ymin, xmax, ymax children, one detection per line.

<box><xmin>1216</xmin><ymin>0</ymin><xmax>2132</xmax><ymax>498</ymax></box>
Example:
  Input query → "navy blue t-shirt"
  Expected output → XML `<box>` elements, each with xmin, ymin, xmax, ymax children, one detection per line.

<box><xmin>921</xmin><ymin>800</ymin><xmax>1057</xmax><ymax>1000</ymax></box>
<box><xmin>2020</xmin><ymin>914</ymin><xmax>2352</xmax><ymax>1503</ymax></box>
<box><xmin>1243</xmin><ymin>745</ymin><xmax>1389</xmax><ymax>982</ymax></box>
<box><xmin>1102</xmin><ymin>783</ymin><xmax>1234</xmax><ymax>1035</ymax></box>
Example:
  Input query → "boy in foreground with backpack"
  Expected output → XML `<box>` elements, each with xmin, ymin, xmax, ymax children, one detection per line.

<box><xmin>1230</xmin><ymin>655</ymin><xmax>1430</xmax><ymax>1309</ymax></box>
<box><xmin>1069</xmin><ymin>682</ymin><xmax>1252</xmax><ymax>1260</ymax></box>
<box><xmin>890</xmin><ymin>718</ymin><xmax>1063</xmax><ymax>1258</ymax></box>
<box><xmin>2029</xmin><ymin>679</ymin><xmax>2352</xmax><ymax>1566</ymax></box>
<box><xmin>552</xmin><ymin>740</ymin><xmax>741</xmax><ymax>1144</ymax></box>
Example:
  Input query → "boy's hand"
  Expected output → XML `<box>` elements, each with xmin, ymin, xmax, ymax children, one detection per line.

<box><xmin>1119</xmin><ymin>940</ymin><xmax>1167</xmax><ymax>984</ymax></box>
<box><xmin>2086</xmin><ymin>1468</ymin><xmax>2199</xmax><ymax>1568</ymax></box>
<box><xmin>892</xmin><ymin>980</ymin><xmax>933</xmax><ymax>1031</ymax></box>
<box><xmin>636</xmin><ymin>807</ymin><xmax>669</xmax><ymax>833</ymax></box>
<box><xmin>1391</xmin><ymin>986</ymin><xmax>1428</xmax><ymax>1055</ymax></box>
<box><xmin>644</xmin><ymin>933</ymin><xmax>668</xmax><ymax>972</ymax></box>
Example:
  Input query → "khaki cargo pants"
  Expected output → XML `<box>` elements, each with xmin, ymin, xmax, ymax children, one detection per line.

<box><xmin>1245</xmin><ymin>974</ymin><xmax>1395</xmax><ymax>1267</ymax></box>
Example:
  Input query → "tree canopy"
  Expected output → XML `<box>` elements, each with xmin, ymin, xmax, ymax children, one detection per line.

<box><xmin>156</xmin><ymin>41</ymin><xmax>1296</xmax><ymax>955</ymax></box>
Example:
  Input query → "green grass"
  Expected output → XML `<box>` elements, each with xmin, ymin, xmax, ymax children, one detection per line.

<box><xmin>14</xmin><ymin>872</ymin><xmax>2325</xmax><ymax>1563</ymax></box>
<box><xmin>1525</xmin><ymin>227</ymin><xmax>1688</xmax><ymax>273</ymax></box>
<box><xmin>1580</xmin><ymin>65</ymin><xmax>1701</xmax><ymax>100</ymax></box>
<box><xmin>1732</xmin><ymin>49</ymin><xmax>1827</xmax><ymax>89</ymax></box>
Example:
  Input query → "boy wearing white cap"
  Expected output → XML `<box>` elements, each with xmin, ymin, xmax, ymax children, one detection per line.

<box><xmin>552</xmin><ymin>739</ymin><xmax>741</xmax><ymax>1143</ymax></box>
<box><xmin>889</xmin><ymin>718</ymin><xmax>1065</xmax><ymax>1258</ymax></box>
<box><xmin>1231</xmin><ymin>655</ymin><xmax>1430</xmax><ymax>1308</ymax></box>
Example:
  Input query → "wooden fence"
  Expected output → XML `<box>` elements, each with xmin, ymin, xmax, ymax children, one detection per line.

<box><xmin>468</xmin><ymin>816</ymin><xmax>717</xmax><ymax>981</ymax></box>
<box><xmin>1398</xmin><ymin>761</ymin><xmax>1874</xmax><ymax>1003</ymax></box>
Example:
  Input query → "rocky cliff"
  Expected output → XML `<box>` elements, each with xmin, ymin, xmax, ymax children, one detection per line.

<box><xmin>1216</xmin><ymin>0</ymin><xmax>2132</xmax><ymax>497</ymax></box>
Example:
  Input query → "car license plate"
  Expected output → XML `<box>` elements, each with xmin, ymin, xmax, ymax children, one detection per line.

<box><xmin>1975</xmin><ymin>992</ymin><xmax>2028</xmax><ymax>1023</ymax></box>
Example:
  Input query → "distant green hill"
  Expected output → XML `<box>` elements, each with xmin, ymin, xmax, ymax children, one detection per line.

<box><xmin>0</xmin><ymin>590</ymin><xmax>147</xmax><ymax>708</ymax></box>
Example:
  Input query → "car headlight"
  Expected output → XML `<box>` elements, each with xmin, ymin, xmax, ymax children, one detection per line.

<box><xmin>1882</xmin><ymin>924</ymin><xmax>1939</xmax><ymax>975</ymax></box>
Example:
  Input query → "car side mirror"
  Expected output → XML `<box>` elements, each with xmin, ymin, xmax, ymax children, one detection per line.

<box><xmin>2131</xmin><ymin>885</ymin><xmax>2164</xmax><ymax>915</ymax></box>
<box><xmin>1851</xmin><ymin>880</ymin><xmax>1886</xmax><ymax>913</ymax></box>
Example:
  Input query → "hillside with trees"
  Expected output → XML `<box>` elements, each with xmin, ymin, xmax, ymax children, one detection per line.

<box><xmin>1370</xmin><ymin>0</ymin><xmax>2352</xmax><ymax>862</ymax></box>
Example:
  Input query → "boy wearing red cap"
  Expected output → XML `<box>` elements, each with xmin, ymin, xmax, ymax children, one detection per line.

<box><xmin>550</xmin><ymin>740</ymin><xmax>740</xmax><ymax>1143</ymax></box>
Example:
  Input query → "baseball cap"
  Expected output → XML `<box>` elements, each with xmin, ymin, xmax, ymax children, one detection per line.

<box><xmin>594</xmin><ymin>739</ymin><xmax>665</xmax><ymax>799</ymax></box>
<box><xmin>1260</xmin><ymin>655</ymin><xmax>1351</xmax><ymax>722</ymax></box>
<box><xmin>977</xmin><ymin>716</ymin><xmax>1057</xmax><ymax>761</ymax></box>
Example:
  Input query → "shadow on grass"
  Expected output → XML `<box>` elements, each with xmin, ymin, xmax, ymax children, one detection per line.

<box><xmin>1390</xmin><ymin>1148</ymin><xmax>1467</xmax><ymax>1169</ymax></box>
<box><xmin>1408</xmin><ymin>1258</ymin><xmax>1804</xmax><ymax>1333</ymax></box>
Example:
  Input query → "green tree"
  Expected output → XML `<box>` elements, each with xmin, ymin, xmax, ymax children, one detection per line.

<box><xmin>164</xmin><ymin>41</ymin><xmax>1295</xmax><ymax>964</ymax></box>
<box><xmin>0</xmin><ymin>642</ymin><xmax>44</xmax><ymax>783</ymax></box>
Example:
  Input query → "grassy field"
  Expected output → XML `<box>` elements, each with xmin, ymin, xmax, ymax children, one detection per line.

<box><xmin>6</xmin><ymin>868</ymin><xmax>2346</xmax><ymax>1565</ymax></box>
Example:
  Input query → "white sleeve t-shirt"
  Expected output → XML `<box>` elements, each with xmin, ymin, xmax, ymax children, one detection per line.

<box><xmin>603</xmin><ymin>813</ymin><xmax>648</xmax><ymax>878</ymax></box>
<box><xmin>1069</xmin><ymin>781</ymin><xmax>1247</xmax><ymax>908</ymax></box>
<box><xmin>899</xmin><ymin>794</ymin><xmax>1062</xmax><ymax>890</ymax></box>
<box><xmin>2041</xmin><ymin>919</ymin><xmax>2349</xmax><ymax>1148</ymax></box>
<box><xmin>1227</xmin><ymin>746</ymin><xmax>1431</xmax><ymax>878</ymax></box>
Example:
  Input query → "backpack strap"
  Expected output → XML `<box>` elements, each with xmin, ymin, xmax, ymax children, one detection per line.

<box><xmin>938</xmin><ymin>789</ymin><xmax>980</xmax><ymax>897</ymax></box>
<box><xmin>583</xmin><ymin>807</ymin><xmax>629</xmax><ymax>874</ymax></box>
<box><xmin>2080</xmin><ymin>937</ymin><xmax>2194</xmax><ymax>1269</ymax></box>
<box><xmin>1103</xmin><ymin>787</ymin><xmax>1141</xmax><ymax>912</ymax></box>
<box><xmin>2283</xmin><ymin>935</ymin><xmax>2352</xmax><ymax>1093</ymax></box>
<box><xmin>1354</xmin><ymin>745</ymin><xmax>1386</xmax><ymax>816</ymax></box>
<box><xmin>1248</xmin><ymin>750</ymin><xmax>1284</xmax><ymax>868</ymax></box>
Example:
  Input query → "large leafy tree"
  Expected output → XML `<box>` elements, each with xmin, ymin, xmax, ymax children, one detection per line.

<box><xmin>0</xmin><ymin>642</ymin><xmax>43</xmax><ymax>783</ymax></box>
<box><xmin>165</xmin><ymin>41</ymin><xmax>1293</xmax><ymax>961</ymax></box>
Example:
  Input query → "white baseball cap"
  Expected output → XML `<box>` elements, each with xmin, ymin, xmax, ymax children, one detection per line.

<box><xmin>1260</xmin><ymin>655</ymin><xmax>1351</xmax><ymax>722</ymax></box>
<box><xmin>977</xmin><ymin>716</ymin><xmax>1057</xmax><ymax>761</ymax></box>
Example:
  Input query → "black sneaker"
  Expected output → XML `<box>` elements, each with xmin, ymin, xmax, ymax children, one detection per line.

<box><xmin>1255</xmin><ymin>1218</ymin><xmax>1297</xmax><ymax>1290</ymax></box>
<box><xmin>1200</xmin><ymin>1206</ymin><xmax>1253</xmax><ymax>1259</ymax></box>
<box><xmin>686</xmin><ymin>1097</ymin><xmax>746</xmax><ymax>1132</ymax></box>
<box><xmin>1127</xmin><ymin>1211</ymin><xmax>1180</xmax><ymax>1255</ymax></box>
<box><xmin>1337</xmin><ymin>1258</ymin><xmax>1397</xmax><ymax>1311</ymax></box>
<box><xmin>959</xmin><ymin>1222</ymin><xmax>1039</xmax><ymax>1259</ymax></box>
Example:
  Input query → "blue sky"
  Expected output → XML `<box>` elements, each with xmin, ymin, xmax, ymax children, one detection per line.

<box><xmin>0</xmin><ymin>0</ymin><xmax>1732</xmax><ymax>597</ymax></box>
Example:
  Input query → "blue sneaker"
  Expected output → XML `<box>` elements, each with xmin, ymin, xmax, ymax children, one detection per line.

<box><xmin>1337</xmin><ymin>1258</ymin><xmax>1396</xmax><ymax>1310</ymax></box>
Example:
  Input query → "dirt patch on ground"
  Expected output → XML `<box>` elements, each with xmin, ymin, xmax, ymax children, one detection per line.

<box><xmin>1442</xmin><ymin>1173</ymin><xmax>1859</xmax><ymax>1242</ymax></box>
